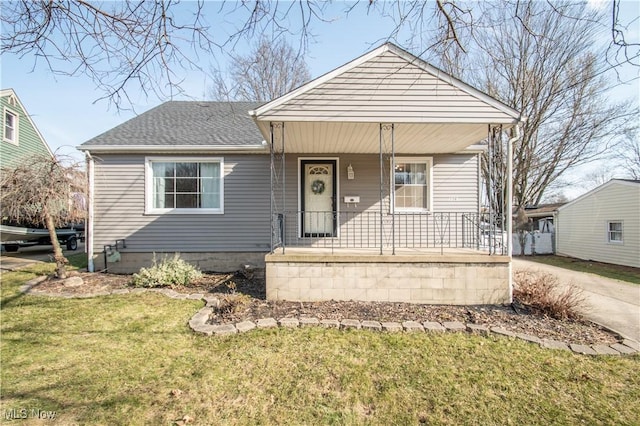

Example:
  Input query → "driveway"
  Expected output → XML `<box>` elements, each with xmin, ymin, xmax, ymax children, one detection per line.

<box><xmin>512</xmin><ymin>257</ymin><xmax>640</xmax><ymax>342</ymax></box>
<box><xmin>1</xmin><ymin>242</ymin><xmax>85</xmax><ymax>273</ymax></box>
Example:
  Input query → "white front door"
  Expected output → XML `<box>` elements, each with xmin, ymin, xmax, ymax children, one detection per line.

<box><xmin>302</xmin><ymin>160</ymin><xmax>336</xmax><ymax>236</ymax></box>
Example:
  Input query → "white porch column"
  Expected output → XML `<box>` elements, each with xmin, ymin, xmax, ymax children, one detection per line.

<box><xmin>86</xmin><ymin>152</ymin><xmax>95</xmax><ymax>272</ymax></box>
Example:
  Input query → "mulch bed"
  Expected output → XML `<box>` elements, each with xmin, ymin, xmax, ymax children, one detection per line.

<box><xmin>29</xmin><ymin>271</ymin><xmax>619</xmax><ymax>345</ymax></box>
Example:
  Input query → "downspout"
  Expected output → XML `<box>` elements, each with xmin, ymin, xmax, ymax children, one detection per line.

<box><xmin>506</xmin><ymin>124</ymin><xmax>521</xmax><ymax>303</ymax></box>
<box><xmin>85</xmin><ymin>151</ymin><xmax>95</xmax><ymax>272</ymax></box>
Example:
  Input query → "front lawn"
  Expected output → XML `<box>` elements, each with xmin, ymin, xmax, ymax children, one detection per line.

<box><xmin>523</xmin><ymin>255</ymin><xmax>640</xmax><ymax>285</ymax></box>
<box><xmin>1</xmin><ymin>264</ymin><xmax>639</xmax><ymax>425</ymax></box>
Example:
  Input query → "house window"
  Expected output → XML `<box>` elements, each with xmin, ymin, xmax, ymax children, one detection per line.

<box><xmin>4</xmin><ymin>109</ymin><xmax>18</xmax><ymax>144</ymax></box>
<box><xmin>392</xmin><ymin>157</ymin><xmax>433</xmax><ymax>212</ymax></box>
<box><xmin>146</xmin><ymin>157</ymin><xmax>223</xmax><ymax>214</ymax></box>
<box><xmin>607</xmin><ymin>221</ymin><xmax>623</xmax><ymax>244</ymax></box>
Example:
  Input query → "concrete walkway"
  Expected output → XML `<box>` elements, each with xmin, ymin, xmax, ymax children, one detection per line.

<box><xmin>0</xmin><ymin>243</ymin><xmax>85</xmax><ymax>273</ymax></box>
<box><xmin>512</xmin><ymin>257</ymin><xmax>640</xmax><ymax>342</ymax></box>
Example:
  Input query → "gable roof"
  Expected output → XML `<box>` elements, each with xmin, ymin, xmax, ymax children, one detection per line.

<box><xmin>249</xmin><ymin>43</ymin><xmax>523</xmax><ymax>154</ymax></box>
<box><xmin>0</xmin><ymin>88</ymin><xmax>54</xmax><ymax>159</ymax></box>
<box><xmin>79</xmin><ymin>101</ymin><xmax>265</xmax><ymax>152</ymax></box>
<box><xmin>558</xmin><ymin>179</ymin><xmax>640</xmax><ymax>212</ymax></box>
<box><xmin>250</xmin><ymin>43</ymin><xmax>522</xmax><ymax>124</ymax></box>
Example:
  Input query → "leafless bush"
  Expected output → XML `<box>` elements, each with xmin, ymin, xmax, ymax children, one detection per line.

<box><xmin>513</xmin><ymin>270</ymin><xmax>586</xmax><ymax>320</ymax></box>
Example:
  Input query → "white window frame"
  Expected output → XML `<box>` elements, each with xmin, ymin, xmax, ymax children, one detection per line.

<box><xmin>391</xmin><ymin>157</ymin><xmax>433</xmax><ymax>213</ymax></box>
<box><xmin>3</xmin><ymin>107</ymin><xmax>18</xmax><ymax>145</ymax></box>
<box><xmin>606</xmin><ymin>220</ymin><xmax>623</xmax><ymax>244</ymax></box>
<box><xmin>145</xmin><ymin>156</ymin><xmax>224</xmax><ymax>215</ymax></box>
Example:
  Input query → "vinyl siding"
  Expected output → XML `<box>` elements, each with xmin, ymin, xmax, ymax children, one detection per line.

<box><xmin>92</xmin><ymin>154</ymin><xmax>271</xmax><ymax>254</ymax></box>
<box><xmin>556</xmin><ymin>182</ymin><xmax>640</xmax><ymax>268</ymax></box>
<box><xmin>260</xmin><ymin>51</ymin><xmax>515</xmax><ymax>124</ymax></box>
<box><xmin>276</xmin><ymin>153</ymin><xmax>479</xmax><ymax>247</ymax></box>
<box><xmin>0</xmin><ymin>92</ymin><xmax>52</xmax><ymax>168</ymax></box>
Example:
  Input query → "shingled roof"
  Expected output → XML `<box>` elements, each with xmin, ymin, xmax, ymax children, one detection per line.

<box><xmin>79</xmin><ymin>101</ymin><xmax>263</xmax><ymax>149</ymax></box>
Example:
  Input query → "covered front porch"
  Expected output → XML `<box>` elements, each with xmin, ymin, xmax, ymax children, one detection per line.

<box><xmin>250</xmin><ymin>43</ymin><xmax>521</xmax><ymax>305</ymax></box>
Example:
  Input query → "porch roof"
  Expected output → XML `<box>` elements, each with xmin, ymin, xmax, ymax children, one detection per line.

<box><xmin>250</xmin><ymin>43</ymin><xmax>523</xmax><ymax>154</ymax></box>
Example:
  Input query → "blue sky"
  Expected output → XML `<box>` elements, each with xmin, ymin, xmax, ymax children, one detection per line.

<box><xmin>1</xmin><ymin>1</ymin><xmax>638</xmax><ymax>198</ymax></box>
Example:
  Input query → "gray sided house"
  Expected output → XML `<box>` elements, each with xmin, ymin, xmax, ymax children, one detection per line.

<box><xmin>80</xmin><ymin>43</ymin><xmax>523</xmax><ymax>305</ymax></box>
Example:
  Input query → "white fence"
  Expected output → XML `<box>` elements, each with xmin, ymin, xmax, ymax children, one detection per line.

<box><xmin>512</xmin><ymin>232</ymin><xmax>554</xmax><ymax>255</ymax></box>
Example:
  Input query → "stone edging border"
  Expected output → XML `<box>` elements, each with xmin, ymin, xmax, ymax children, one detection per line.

<box><xmin>20</xmin><ymin>276</ymin><xmax>640</xmax><ymax>357</ymax></box>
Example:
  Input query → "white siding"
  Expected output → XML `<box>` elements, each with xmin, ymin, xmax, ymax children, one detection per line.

<box><xmin>92</xmin><ymin>154</ymin><xmax>271</xmax><ymax>254</ymax></box>
<box><xmin>556</xmin><ymin>181</ymin><xmax>640</xmax><ymax>268</ymax></box>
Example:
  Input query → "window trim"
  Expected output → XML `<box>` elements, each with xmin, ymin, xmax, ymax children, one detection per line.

<box><xmin>3</xmin><ymin>107</ymin><xmax>19</xmax><ymax>145</ymax></box>
<box><xmin>144</xmin><ymin>156</ymin><xmax>224</xmax><ymax>215</ymax></box>
<box><xmin>606</xmin><ymin>220</ymin><xmax>623</xmax><ymax>244</ymax></box>
<box><xmin>390</xmin><ymin>156</ymin><xmax>433</xmax><ymax>213</ymax></box>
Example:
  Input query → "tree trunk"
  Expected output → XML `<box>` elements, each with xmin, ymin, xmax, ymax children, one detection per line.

<box><xmin>44</xmin><ymin>213</ymin><xmax>68</xmax><ymax>279</ymax></box>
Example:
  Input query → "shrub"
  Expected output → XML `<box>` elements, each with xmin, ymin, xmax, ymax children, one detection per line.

<box><xmin>131</xmin><ymin>254</ymin><xmax>202</xmax><ymax>288</ymax></box>
<box><xmin>513</xmin><ymin>269</ymin><xmax>586</xmax><ymax>320</ymax></box>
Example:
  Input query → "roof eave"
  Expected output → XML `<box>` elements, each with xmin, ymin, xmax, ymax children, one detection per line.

<box><xmin>78</xmin><ymin>144</ymin><xmax>269</xmax><ymax>154</ymax></box>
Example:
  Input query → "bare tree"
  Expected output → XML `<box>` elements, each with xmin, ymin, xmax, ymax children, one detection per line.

<box><xmin>615</xmin><ymin>131</ymin><xmax>640</xmax><ymax>180</ymax></box>
<box><xmin>1</xmin><ymin>1</ymin><xmax>215</xmax><ymax>109</ymax></box>
<box><xmin>1</xmin><ymin>155</ymin><xmax>86</xmax><ymax>278</ymax></box>
<box><xmin>3</xmin><ymin>1</ymin><xmax>635</xmax><ymax>109</ymax></box>
<box><xmin>210</xmin><ymin>38</ymin><xmax>311</xmax><ymax>102</ymax></box>
<box><xmin>432</xmin><ymin>1</ymin><xmax>638</xmax><ymax>208</ymax></box>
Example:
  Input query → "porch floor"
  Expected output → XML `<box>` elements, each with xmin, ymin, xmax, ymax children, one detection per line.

<box><xmin>267</xmin><ymin>247</ymin><xmax>510</xmax><ymax>264</ymax></box>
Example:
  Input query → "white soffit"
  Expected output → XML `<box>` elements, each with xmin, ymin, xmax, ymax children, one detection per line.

<box><xmin>257</xmin><ymin>121</ymin><xmax>490</xmax><ymax>154</ymax></box>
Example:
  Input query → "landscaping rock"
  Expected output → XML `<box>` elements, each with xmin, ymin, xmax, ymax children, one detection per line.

<box><xmin>361</xmin><ymin>320</ymin><xmax>382</xmax><ymax>331</ymax></box>
<box><xmin>402</xmin><ymin>321</ymin><xmax>424</xmax><ymax>332</ymax></box>
<box><xmin>193</xmin><ymin>324</ymin><xmax>215</xmax><ymax>336</ymax></box>
<box><xmin>442</xmin><ymin>321</ymin><xmax>466</xmax><ymax>332</ymax></box>
<box><xmin>111</xmin><ymin>289</ymin><xmax>130</xmax><ymax>294</ymax></box>
<box><xmin>516</xmin><ymin>333</ymin><xmax>542</xmax><ymax>345</ymax></box>
<box><xmin>186</xmin><ymin>293</ymin><xmax>204</xmax><ymax>300</ymax></box>
<box><xmin>491</xmin><ymin>327</ymin><xmax>517</xmax><ymax>338</ymax></box>
<box><xmin>569</xmin><ymin>344</ymin><xmax>597</xmax><ymax>355</ymax></box>
<box><xmin>235</xmin><ymin>321</ymin><xmax>256</xmax><ymax>333</ymax></box>
<box><xmin>423</xmin><ymin>322</ymin><xmax>445</xmax><ymax>333</ymax></box>
<box><xmin>62</xmin><ymin>276</ymin><xmax>84</xmax><ymax>287</ymax></box>
<box><xmin>320</xmin><ymin>319</ymin><xmax>340</xmax><ymax>328</ymax></box>
<box><xmin>381</xmin><ymin>322</ymin><xmax>403</xmax><ymax>332</ymax></box>
<box><xmin>466</xmin><ymin>324</ymin><xmax>490</xmax><ymax>335</ymax></box>
<box><xmin>592</xmin><ymin>345</ymin><xmax>620</xmax><ymax>355</ymax></box>
<box><xmin>341</xmin><ymin>319</ymin><xmax>361</xmax><ymax>330</ymax></box>
<box><xmin>203</xmin><ymin>296</ymin><xmax>220</xmax><ymax>307</ymax></box>
<box><xmin>256</xmin><ymin>318</ymin><xmax>278</xmax><ymax>328</ymax></box>
<box><xmin>542</xmin><ymin>340</ymin><xmax>571</xmax><ymax>351</ymax></box>
<box><xmin>299</xmin><ymin>317</ymin><xmax>320</xmax><ymax>327</ymax></box>
<box><xmin>212</xmin><ymin>324</ymin><xmax>237</xmax><ymax>335</ymax></box>
<box><xmin>610</xmin><ymin>343</ymin><xmax>636</xmax><ymax>355</ymax></box>
<box><xmin>279</xmin><ymin>318</ymin><xmax>299</xmax><ymax>328</ymax></box>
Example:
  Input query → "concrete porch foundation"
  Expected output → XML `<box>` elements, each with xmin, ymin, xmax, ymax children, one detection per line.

<box><xmin>94</xmin><ymin>251</ymin><xmax>267</xmax><ymax>274</ymax></box>
<box><xmin>265</xmin><ymin>249</ymin><xmax>511</xmax><ymax>305</ymax></box>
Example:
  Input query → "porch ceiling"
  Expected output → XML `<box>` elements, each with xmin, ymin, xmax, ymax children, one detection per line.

<box><xmin>254</xmin><ymin>121</ymin><xmax>495</xmax><ymax>154</ymax></box>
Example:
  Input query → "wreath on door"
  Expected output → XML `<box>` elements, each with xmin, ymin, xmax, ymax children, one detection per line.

<box><xmin>311</xmin><ymin>179</ymin><xmax>326</xmax><ymax>195</ymax></box>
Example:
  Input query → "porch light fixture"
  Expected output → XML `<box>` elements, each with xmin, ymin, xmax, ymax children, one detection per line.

<box><xmin>347</xmin><ymin>164</ymin><xmax>354</xmax><ymax>180</ymax></box>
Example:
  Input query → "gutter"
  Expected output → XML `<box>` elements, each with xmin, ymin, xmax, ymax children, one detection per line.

<box><xmin>506</xmin><ymin>123</ymin><xmax>522</xmax><ymax>303</ymax></box>
<box><xmin>77</xmin><ymin>144</ymin><xmax>268</xmax><ymax>153</ymax></box>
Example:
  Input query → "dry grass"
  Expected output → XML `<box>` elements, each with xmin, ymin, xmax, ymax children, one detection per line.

<box><xmin>2</xmin><ymin>264</ymin><xmax>639</xmax><ymax>425</ymax></box>
<box><xmin>513</xmin><ymin>269</ymin><xmax>587</xmax><ymax>320</ymax></box>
